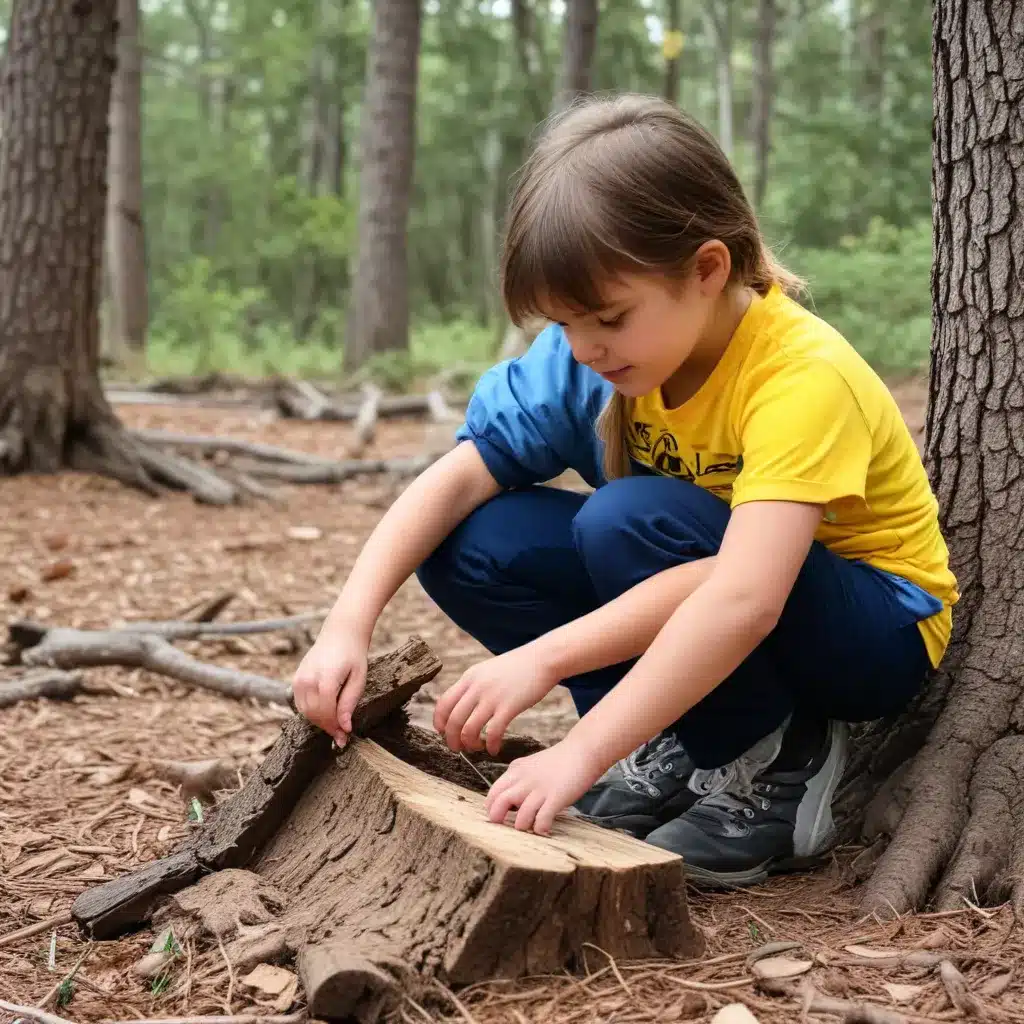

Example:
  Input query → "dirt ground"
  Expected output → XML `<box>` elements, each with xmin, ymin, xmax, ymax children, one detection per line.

<box><xmin>2</xmin><ymin>376</ymin><xmax>1021</xmax><ymax>1024</ymax></box>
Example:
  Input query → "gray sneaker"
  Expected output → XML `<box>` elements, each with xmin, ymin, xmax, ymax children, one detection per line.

<box><xmin>646</xmin><ymin>720</ymin><xmax>849</xmax><ymax>888</ymax></box>
<box><xmin>572</xmin><ymin>732</ymin><xmax>698</xmax><ymax>837</ymax></box>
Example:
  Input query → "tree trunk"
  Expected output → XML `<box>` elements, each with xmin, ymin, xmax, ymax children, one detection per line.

<box><xmin>842</xmin><ymin>0</ymin><xmax>1024</xmax><ymax>917</ymax></box>
<box><xmin>856</xmin><ymin>0</ymin><xmax>886</xmax><ymax>117</ymax></box>
<box><xmin>0</xmin><ymin>0</ymin><xmax>145</xmax><ymax>483</ymax></box>
<box><xmin>661</xmin><ymin>0</ymin><xmax>683</xmax><ymax>106</ymax></box>
<box><xmin>510</xmin><ymin>0</ymin><xmax>547</xmax><ymax>125</ymax></box>
<box><xmin>750</xmin><ymin>0</ymin><xmax>775</xmax><ymax>209</ymax></box>
<box><xmin>704</xmin><ymin>2</ymin><xmax>733</xmax><ymax>159</ymax></box>
<box><xmin>106</xmin><ymin>0</ymin><xmax>149</xmax><ymax>357</ymax></box>
<box><xmin>554</xmin><ymin>0</ymin><xmax>599</xmax><ymax>111</ymax></box>
<box><xmin>344</xmin><ymin>0</ymin><xmax>421</xmax><ymax>370</ymax></box>
<box><xmin>500</xmin><ymin>0</ymin><xmax>599</xmax><ymax>360</ymax></box>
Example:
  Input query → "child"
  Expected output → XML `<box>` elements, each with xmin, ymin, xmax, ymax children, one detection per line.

<box><xmin>293</xmin><ymin>94</ymin><xmax>957</xmax><ymax>888</ymax></box>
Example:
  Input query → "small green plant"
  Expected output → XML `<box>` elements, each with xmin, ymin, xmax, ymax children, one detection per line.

<box><xmin>748</xmin><ymin>920</ymin><xmax>761</xmax><ymax>943</ymax></box>
<box><xmin>187</xmin><ymin>797</ymin><xmax>204</xmax><ymax>823</ymax></box>
<box><xmin>55</xmin><ymin>978</ymin><xmax>75</xmax><ymax>1008</ymax></box>
<box><xmin>151</xmin><ymin>971</ymin><xmax>173</xmax><ymax>997</ymax></box>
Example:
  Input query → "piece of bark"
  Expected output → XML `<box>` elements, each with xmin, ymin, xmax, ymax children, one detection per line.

<box><xmin>299</xmin><ymin>943</ymin><xmax>406</xmax><ymax>1023</ymax></box>
<box><xmin>0</xmin><ymin>670</ymin><xmax>84</xmax><ymax>708</ymax></box>
<box><xmin>71</xmin><ymin>636</ymin><xmax>441</xmax><ymax>939</ymax></box>
<box><xmin>18</xmin><ymin>626</ymin><xmax>290</xmax><ymax>704</ymax></box>
<box><xmin>70</xmin><ymin>848</ymin><xmax>203</xmax><ymax>940</ymax></box>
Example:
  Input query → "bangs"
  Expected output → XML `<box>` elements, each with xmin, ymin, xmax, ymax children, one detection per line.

<box><xmin>501</xmin><ymin>168</ymin><xmax>646</xmax><ymax>326</ymax></box>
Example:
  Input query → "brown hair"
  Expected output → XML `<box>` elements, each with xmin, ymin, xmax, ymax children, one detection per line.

<box><xmin>499</xmin><ymin>93</ymin><xmax>804</xmax><ymax>479</ymax></box>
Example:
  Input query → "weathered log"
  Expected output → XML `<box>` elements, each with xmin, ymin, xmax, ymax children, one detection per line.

<box><xmin>298</xmin><ymin>943</ymin><xmax>407</xmax><ymax>1023</ymax></box>
<box><xmin>71</xmin><ymin>636</ymin><xmax>441</xmax><ymax>938</ymax></box>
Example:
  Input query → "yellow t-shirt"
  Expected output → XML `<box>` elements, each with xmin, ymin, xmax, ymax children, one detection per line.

<box><xmin>627</xmin><ymin>285</ymin><xmax>958</xmax><ymax>668</ymax></box>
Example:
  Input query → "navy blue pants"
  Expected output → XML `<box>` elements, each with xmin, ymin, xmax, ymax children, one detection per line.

<box><xmin>416</xmin><ymin>477</ymin><xmax>931</xmax><ymax>768</ymax></box>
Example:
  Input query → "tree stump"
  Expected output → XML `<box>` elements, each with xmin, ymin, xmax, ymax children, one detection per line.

<box><xmin>72</xmin><ymin>637</ymin><xmax>702</xmax><ymax>1019</ymax></box>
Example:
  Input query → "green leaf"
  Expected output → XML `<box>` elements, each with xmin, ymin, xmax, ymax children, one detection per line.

<box><xmin>187</xmin><ymin>797</ymin><xmax>203</xmax><ymax>823</ymax></box>
<box><xmin>56</xmin><ymin>978</ymin><xmax>75</xmax><ymax>1008</ymax></box>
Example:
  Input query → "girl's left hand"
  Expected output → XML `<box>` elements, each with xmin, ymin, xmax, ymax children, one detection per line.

<box><xmin>484</xmin><ymin>737</ymin><xmax>607</xmax><ymax>836</ymax></box>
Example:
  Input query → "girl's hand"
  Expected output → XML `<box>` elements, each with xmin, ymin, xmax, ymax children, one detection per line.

<box><xmin>292</xmin><ymin>630</ymin><xmax>369</xmax><ymax>746</ymax></box>
<box><xmin>433</xmin><ymin>649</ymin><xmax>559</xmax><ymax>756</ymax></box>
<box><xmin>484</xmin><ymin>738</ymin><xmax>606</xmax><ymax>835</ymax></box>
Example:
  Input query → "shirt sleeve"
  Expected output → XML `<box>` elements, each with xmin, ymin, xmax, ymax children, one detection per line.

<box><xmin>731</xmin><ymin>359</ymin><xmax>873</xmax><ymax>509</ymax></box>
<box><xmin>455</xmin><ymin>324</ymin><xmax>613</xmax><ymax>489</ymax></box>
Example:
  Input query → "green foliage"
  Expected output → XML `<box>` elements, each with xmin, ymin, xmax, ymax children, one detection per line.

<box><xmin>790</xmin><ymin>218</ymin><xmax>933</xmax><ymax>371</ymax></box>
<box><xmin>117</xmin><ymin>0</ymin><xmax>932</xmax><ymax>370</ymax></box>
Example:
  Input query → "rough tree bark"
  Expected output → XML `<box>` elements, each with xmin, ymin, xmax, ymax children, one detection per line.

<box><xmin>750</xmin><ymin>0</ymin><xmax>775</xmax><ymax>209</ymax></box>
<box><xmin>0</xmin><ymin>0</ymin><xmax>150</xmax><ymax>484</ymax></box>
<box><xmin>106</xmin><ymin>0</ymin><xmax>149</xmax><ymax>356</ymax></box>
<box><xmin>344</xmin><ymin>0</ymin><xmax>422</xmax><ymax>370</ymax></box>
<box><xmin>554</xmin><ymin>0</ymin><xmax>599</xmax><ymax>111</ymax></box>
<box><xmin>499</xmin><ymin>0</ymin><xmax>600</xmax><ymax>361</ymax></box>
<box><xmin>838</xmin><ymin>0</ymin><xmax>1024</xmax><ymax>916</ymax></box>
<box><xmin>0</xmin><ymin>0</ymin><xmax>254</xmax><ymax>499</ymax></box>
<box><xmin>704</xmin><ymin>1</ymin><xmax>734</xmax><ymax>159</ymax></box>
<box><xmin>662</xmin><ymin>0</ymin><xmax>683</xmax><ymax>106</ymax></box>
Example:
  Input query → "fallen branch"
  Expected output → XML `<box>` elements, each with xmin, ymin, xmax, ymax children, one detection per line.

<box><xmin>104</xmin><ymin>1015</ymin><xmax>306</xmax><ymax>1024</ymax></box>
<box><xmin>349</xmin><ymin>384</ymin><xmax>382</xmax><ymax>456</ymax></box>
<box><xmin>129</xmin><ymin>429</ymin><xmax>341</xmax><ymax>469</ymax></box>
<box><xmin>16</xmin><ymin>626</ymin><xmax>290</xmax><ymax>704</ymax></box>
<box><xmin>0</xmin><ymin>669</ymin><xmax>85</xmax><ymax>708</ymax></box>
<box><xmin>135</xmin><ymin>444</ymin><xmax>237</xmax><ymax>506</ymax></box>
<box><xmin>274</xmin><ymin>382</ymin><xmax>466</xmax><ymax>423</ymax></box>
<box><xmin>112</xmin><ymin>610</ymin><xmax>325</xmax><ymax>641</ymax></box>
<box><xmin>229</xmin><ymin>453</ymin><xmax>436</xmax><ymax>485</ymax></box>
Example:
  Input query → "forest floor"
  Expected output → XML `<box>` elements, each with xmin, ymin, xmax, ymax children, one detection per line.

<box><xmin>2</xmin><ymin>374</ymin><xmax>1022</xmax><ymax>1024</ymax></box>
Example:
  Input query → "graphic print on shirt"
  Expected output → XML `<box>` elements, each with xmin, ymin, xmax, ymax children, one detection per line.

<box><xmin>628</xmin><ymin>419</ymin><xmax>742</xmax><ymax>496</ymax></box>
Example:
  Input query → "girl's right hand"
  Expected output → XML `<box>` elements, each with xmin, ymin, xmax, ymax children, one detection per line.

<box><xmin>292</xmin><ymin>631</ymin><xmax>369</xmax><ymax>745</ymax></box>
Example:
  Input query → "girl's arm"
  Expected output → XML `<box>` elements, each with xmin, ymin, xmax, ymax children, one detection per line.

<box><xmin>294</xmin><ymin>442</ymin><xmax>500</xmax><ymax>740</ymax></box>
<box><xmin>324</xmin><ymin>441</ymin><xmax>500</xmax><ymax>639</ymax></box>
<box><xmin>484</xmin><ymin>499</ymin><xmax>823</xmax><ymax>833</ymax></box>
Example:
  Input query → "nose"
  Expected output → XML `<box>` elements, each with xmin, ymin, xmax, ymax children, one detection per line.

<box><xmin>566</xmin><ymin>330</ymin><xmax>605</xmax><ymax>367</ymax></box>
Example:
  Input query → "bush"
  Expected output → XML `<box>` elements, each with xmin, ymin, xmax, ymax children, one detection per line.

<box><xmin>786</xmin><ymin>217</ymin><xmax>932</xmax><ymax>372</ymax></box>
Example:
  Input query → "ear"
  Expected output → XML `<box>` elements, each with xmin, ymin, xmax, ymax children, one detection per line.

<box><xmin>692</xmin><ymin>240</ymin><xmax>732</xmax><ymax>295</ymax></box>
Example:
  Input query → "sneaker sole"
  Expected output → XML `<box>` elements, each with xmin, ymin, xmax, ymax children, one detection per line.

<box><xmin>793</xmin><ymin>720</ymin><xmax>849</xmax><ymax>858</ymax></box>
<box><xmin>682</xmin><ymin>853</ymin><xmax>826</xmax><ymax>890</ymax></box>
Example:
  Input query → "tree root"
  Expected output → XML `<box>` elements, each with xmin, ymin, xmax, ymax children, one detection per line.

<box><xmin>128</xmin><ymin>428</ymin><xmax>343</xmax><ymax>468</ymax></box>
<box><xmin>858</xmin><ymin>651</ymin><xmax>1024</xmax><ymax>917</ymax></box>
<box><xmin>229</xmin><ymin>453</ymin><xmax>436</xmax><ymax>484</ymax></box>
<box><xmin>14</xmin><ymin>625</ymin><xmax>291</xmax><ymax>704</ymax></box>
<box><xmin>0</xmin><ymin>669</ymin><xmax>85</xmax><ymax>708</ymax></box>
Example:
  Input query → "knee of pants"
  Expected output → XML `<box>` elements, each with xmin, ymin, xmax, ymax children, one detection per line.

<box><xmin>571</xmin><ymin>475</ymin><xmax>729</xmax><ymax>571</ymax></box>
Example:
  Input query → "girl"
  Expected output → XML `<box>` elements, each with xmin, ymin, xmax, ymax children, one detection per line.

<box><xmin>293</xmin><ymin>94</ymin><xmax>957</xmax><ymax>889</ymax></box>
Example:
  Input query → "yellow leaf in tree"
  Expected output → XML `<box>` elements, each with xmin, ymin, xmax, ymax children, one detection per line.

<box><xmin>663</xmin><ymin>30</ymin><xmax>685</xmax><ymax>61</ymax></box>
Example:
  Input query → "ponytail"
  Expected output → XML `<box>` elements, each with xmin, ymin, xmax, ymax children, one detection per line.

<box><xmin>752</xmin><ymin>241</ymin><xmax>806</xmax><ymax>298</ymax></box>
<box><xmin>596</xmin><ymin>390</ymin><xmax>633</xmax><ymax>481</ymax></box>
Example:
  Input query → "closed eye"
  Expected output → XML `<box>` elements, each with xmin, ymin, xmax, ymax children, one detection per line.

<box><xmin>597</xmin><ymin>311</ymin><xmax>627</xmax><ymax>328</ymax></box>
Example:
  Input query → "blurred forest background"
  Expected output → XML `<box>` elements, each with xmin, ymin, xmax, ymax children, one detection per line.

<box><xmin>8</xmin><ymin>0</ymin><xmax>932</xmax><ymax>384</ymax></box>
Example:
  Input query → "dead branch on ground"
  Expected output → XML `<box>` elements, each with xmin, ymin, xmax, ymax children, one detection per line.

<box><xmin>0</xmin><ymin>669</ymin><xmax>85</xmax><ymax>707</ymax></box>
<box><xmin>10</xmin><ymin>624</ymin><xmax>291</xmax><ymax>705</ymax></box>
<box><xmin>349</xmin><ymin>384</ymin><xmax>382</xmax><ymax>456</ymax></box>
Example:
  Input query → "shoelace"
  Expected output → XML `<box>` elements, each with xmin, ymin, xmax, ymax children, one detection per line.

<box><xmin>621</xmin><ymin>733</ymin><xmax>685</xmax><ymax>783</ymax></box>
